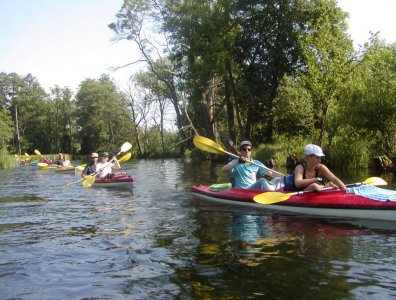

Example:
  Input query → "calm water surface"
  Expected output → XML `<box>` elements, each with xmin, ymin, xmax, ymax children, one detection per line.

<box><xmin>1</xmin><ymin>159</ymin><xmax>396</xmax><ymax>299</ymax></box>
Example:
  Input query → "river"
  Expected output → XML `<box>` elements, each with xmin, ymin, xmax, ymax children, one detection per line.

<box><xmin>1</xmin><ymin>159</ymin><xmax>396</xmax><ymax>299</ymax></box>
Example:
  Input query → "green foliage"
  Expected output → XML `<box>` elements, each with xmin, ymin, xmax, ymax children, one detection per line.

<box><xmin>0</xmin><ymin>150</ymin><xmax>17</xmax><ymax>169</ymax></box>
<box><xmin>324</xmin><ymin>127</ymin><xmax>372</xmax><ymax>169</ymax></box>
<box><xmin>141</xmin><ymin>126</ymin><xmax>180</xmax><ymax>158</ymax></box>
<box><xmin>75</xmin><ymin>75</ymin><xmax>135</xmax><ymax>154</ymax></box>
<box><xmin>342</xmin><ymin>38</ymin><xmax>396</xmax><ymax>156</ymax></box>
<box><xmin>2</xmin><ymin>1</ymin><xmax>396</xmax><ymax>167</ymax></box>
<box><xmin>273</xmin><ymin>76</ymin><xmax>315</xmax><ymax>139</ymax></box>
<box><xmin>0</xmin><ymin>109</ymin><xmax>14</xmax><ymax>150</ymax></box>
<box><xmin>297</xmin><ymin>0</ymin><xmax>354</xmax><ymax>145</ymax></box>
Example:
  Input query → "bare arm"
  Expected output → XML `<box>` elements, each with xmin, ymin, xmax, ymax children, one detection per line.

<box><xmin>112</xmin><ymin>157</ymin><xmax>121</xmax><ymax>169</ymax></box>
<box><xmin>318</xmin><ymin>165</ymin><xmax>347</xmax><ymax>190</ymax></box>
<box><xmin>294</xmin><ymin>165</ymin><xmax>317</xmax><ymax>189</ymax></box>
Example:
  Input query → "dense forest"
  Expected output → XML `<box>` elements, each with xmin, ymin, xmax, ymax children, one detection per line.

<box><xmin>1</xmin><ymin>0</ymin><xmax>396</xmax><ymax>168</ymax></box>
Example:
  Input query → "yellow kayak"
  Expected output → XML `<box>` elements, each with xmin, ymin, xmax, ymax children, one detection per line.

<box><xmin>55</xmin><ymin>166</ymin><xmax>75</xmax><ymax>173</ymax></box>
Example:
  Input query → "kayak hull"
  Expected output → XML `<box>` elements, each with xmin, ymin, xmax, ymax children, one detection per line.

<box><xmin>93</xmin><ymin>175</ymin><xmax>135</xmax><ymax>189</ymax></box>
<box><xmin>55</xmin><ymin>166</ymin><xmax>75</xmax><ymax>173</ymax></box>
<box><xmin>191</xmin><ymin>185</ymin><xmax>396</xmax><ymax>221</ymax></box>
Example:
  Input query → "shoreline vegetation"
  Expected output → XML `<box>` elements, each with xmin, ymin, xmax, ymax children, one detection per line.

<box><xmin>1</xmin><ymin>1</ymin><xmax>396</xmax><ymax>171</ymax></box>
<box><xmin>0</xmin><ymin>150</ymin><xmax>17</xmax><ymax>169</ymax></box>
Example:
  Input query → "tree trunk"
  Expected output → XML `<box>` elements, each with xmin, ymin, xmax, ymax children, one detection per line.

<box><xmin>14</xmin><ymin>104</ymin><xmax>21</xmax><ymax>155</ymax></box>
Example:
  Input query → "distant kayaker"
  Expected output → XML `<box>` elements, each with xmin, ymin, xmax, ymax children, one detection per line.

<box><xmin>292</xmin><ymin>144</ymin><xmax>347</xmax><ymax>191</ymax></box>
<box><xmin>56</xmin><ymin>153</ymin><xmax>64</xmax><ymax>166</ymax></box>
<box><xmin>222</xmin><ymin>140</ymin><xmax>284</xmax><ymax>190</ymax></box>
<box><xmin>96</xmin><ymin>152</ymin><xmax>121</xmax><ymax>179</ymax></box>
<box><xmin>62</xmin><ymin>154</ymin><xmax>71</xmax><ymax>167</ymax></box>
<box><xmin>81</xmin><ymin>152</ymin><xmax>99</xmax><ymax>178</ymax></box>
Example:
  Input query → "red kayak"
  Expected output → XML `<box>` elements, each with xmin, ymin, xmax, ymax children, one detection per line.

<box><xmin>191</xmin><ymin>184</ymin><xmax>396</xmax><ymax>221</ymax></box>
<box><xmin>94</xmin><ymin>174</ymin><xmax>135</xmax><ymax>189</ymax></box>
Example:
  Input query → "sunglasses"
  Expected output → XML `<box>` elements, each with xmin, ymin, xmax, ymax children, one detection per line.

<box><xmin>241</xmin><ymin>148</ymin><xmax>251</xmax><ymax>152</ymax></box>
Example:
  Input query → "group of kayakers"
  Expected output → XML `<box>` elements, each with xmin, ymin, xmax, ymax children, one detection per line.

<box><xmin>81</xmin><ymin>152</ymin><xmax>121</xmax><ymax>179</ymax></box>
<box><xmin>223</xmin><ymin>141</ymin><xmax>346</xmax><ymax>192</ymax></box>
<box><xmin>54</xmin><ymin>153</ymin><xmax>71</xmax><ymax>167</ymax></box>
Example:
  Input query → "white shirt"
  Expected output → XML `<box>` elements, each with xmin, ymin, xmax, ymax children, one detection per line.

<box><xmin>96</xmin><ymin>161</ymin><xmax>115</xmax><ymax>178</ymax></box>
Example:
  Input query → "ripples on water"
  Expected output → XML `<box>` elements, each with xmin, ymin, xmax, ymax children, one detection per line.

<box><xmin>1</xmin><ymin>160</ymin><xmax>396</xmax><ymax>299</ymax></box>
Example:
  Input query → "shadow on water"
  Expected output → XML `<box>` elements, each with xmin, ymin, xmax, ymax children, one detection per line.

<box><xmin>0</xmin><ymin>160</ymin><xmax>396</xmax><ymax>299</ymax></box>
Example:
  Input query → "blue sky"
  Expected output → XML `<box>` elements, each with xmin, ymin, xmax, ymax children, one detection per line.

<box><xmin>0</xmin><ymin>0</ymin><xmax>395</xmax><ymax>93</ymax></box>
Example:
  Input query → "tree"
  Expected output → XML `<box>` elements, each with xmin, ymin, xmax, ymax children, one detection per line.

<box><xmin>342</xmin><ymin>38</ymin><xmax>396</xmax><ymax>155</ymax></box>
<box><xmin>0</xmin><ymin>109</ymin><xmax>14</xmax><ymax>150</ymax></box>
<box><xmin>75</xmin><ymin>75</ymin><xmax>134</xmax><ymax>154</ymax></box>
<box><xmin>231</xmin><ymin>0</ymin><xmax>305</xmax><ymax>142</ymax></box>
<box><xmin>296</xmin><ymin>0</ymin><xmax>353</xmax><ymax>146</ymax></box>
<box><xmin>109</xmin><ymin>0</ymin><xmax>187</xmax><ymax>147</ymax></box>
<box><xmin>273</xmin><ymin>76</ymin><xmax>314</xmax><ymax>145</ymax></box>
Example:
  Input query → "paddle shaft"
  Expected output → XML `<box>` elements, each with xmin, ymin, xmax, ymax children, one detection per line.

<box><xmin>295</xmin><ymin>180</ymin><xmax>382</xmax><ymax>195</ymax></box>
<box><xmin>254</xmin><ymin>177</ymin><xmax>387</xmax><ymax>204</ymax></box>
<box><xmin>193</xmin><ymin>135</ymin><xmax>284</xmax><ymax>178</ymax></box>
<box><xmin>225</xmin><ymin>150</ymin><xmax>284</xmax><ymax>178</ymax></box>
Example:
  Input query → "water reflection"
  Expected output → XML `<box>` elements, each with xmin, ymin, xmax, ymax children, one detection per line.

<box><xmin>0</xmin><ymin>160</ymin><xmax>396</xmax><ymax>299</ymax></box>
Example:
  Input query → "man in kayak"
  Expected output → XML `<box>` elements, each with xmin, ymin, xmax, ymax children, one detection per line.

<box><xmin>292</xmin><ymin>144</ymin><xmax>347</xmax><ymax>191</ymax></box>
<box><xmin>56</xmin><ymin>153</ymin><xmax>64</xmax><ymax>166</ymax></box>
<box><xmin>81</xmin><ymin>152</ymin><xmax>99</xmax><ymax>177</ymax></box>
<box><xmin>222</xmin><ymin>140</ymin><xmax>284</xmax><ymax>190</ymax></box>
<box><xmin>96</xmin><ymin>152</ymin><xmax>121</xmax><ymax>179</ymax></box>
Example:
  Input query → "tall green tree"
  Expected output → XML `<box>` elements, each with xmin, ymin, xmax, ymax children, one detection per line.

<box><xmin>232</xmin><ymin>0</ymin><xmax>304</xmax><ymax>142</ymax></box>
<box><xmin>296</xmin><ymin>0</ymin><xmax>353</xmax><ymax>146</ymax></box>
<box><xmin>342</xmin><ymin>38</ymin><xmax>396</xmax><ymax>155</ymax></box>
<box><xmin>109</xmin><ymin>0</ymin><xmax>188</xmax><ymax>146</ymax></box>
<box><xmin>75</xmin><ymin>75</ymin><xmax>134</xmax><ymax>154</ymax></box>
<box><xmin>43</xmin><ymin>86</ymin><xmax>76</xmax><ymax>154</ymax></box>
<box><xmin>0</xmin><ymin>109</ymin><xmax>14</xmax><ymax>150</ymax></box>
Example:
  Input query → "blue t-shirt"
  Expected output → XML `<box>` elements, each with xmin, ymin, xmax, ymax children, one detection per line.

<box><xmin>228</xmin><ymin>158</ymin><xmax>269</xmax><ymax>189</ymax></box>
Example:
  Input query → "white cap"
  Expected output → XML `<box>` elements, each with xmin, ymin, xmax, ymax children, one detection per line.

<box><xmin>240</xmin><ymin>140</ymin><xmax>252</xmax><ymax>148</ymax></box>
<box><xmin>91</xmin><ymin>152</ymin><xmax>99</xmax><ymax>158</ymax></box>
<box><xmin>304</xmin><ymin>144</ymin><xmax>325</xmax><ymax>157</ymax></box>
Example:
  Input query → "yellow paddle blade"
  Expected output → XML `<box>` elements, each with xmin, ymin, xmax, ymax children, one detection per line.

<box><xmin>37</xmin><ymin>162</ymin><xmax>48</xmax><ymax>167</ymax></box>
<box><xmin>34</xmin><ymin>149</ymin><xmax>42</xmax><ymax>156</ymax></box>
<box><xmin>14</xmin><ymin>154</ymin><xmax>19</xmax><ymax>158</ymax></box>
<box><xmin>39</xmin><ymin>165</ymin><xmax>51</xmax><ymax>170</ymax></box>
<box><xmin>82</xmin><ymin>175</ymin><xmax>96</xmax><ymax>188</ymax></box>
<box><xmin>363</xmin><ymin>177</ymin><xmax>387</xmax><ymax>186</ymax></box>
<box><xmin>118</xmin><ymin>152</ymin><xmax>131</xmax><ymax>163</ymax></box>
<box><xmin>193</xmin><ymin>135</ymin><xmax>226</xmax><ymax>155</ymax></box>
<box><xmin>25</xmin><ymin>152</ymin><xmax>30</xmax><ymax>157</ymax></box>
<box><xmin>253</xmin><ymin>192</ymin><xmax>294</xmax><ymax>205</ymax></box>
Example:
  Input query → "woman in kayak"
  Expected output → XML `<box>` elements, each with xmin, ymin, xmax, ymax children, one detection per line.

<box><xmin>293</xmin><ymin>144</ymin><xmax>347</xmax><ymax>191</ymax></box>
<box><xmin>81</xmin><ymin>152</ymin><xmax>99</xmax><ymax>177</ymax></box>
<box><xmin>96</xmin><ymin>152</ymin><xmax>121</xmax><ymax>179</ymax></box>
<box><xmin>222</xmin><ymin>140</ymin><xmax>284</xmax><ymax>190</ymax></box>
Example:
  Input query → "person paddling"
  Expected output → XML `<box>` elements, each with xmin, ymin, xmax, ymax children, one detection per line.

<box><xmin>292</xmin><ymin>144</ymin><xmax>347</xmax><ymax>191</ymax></box>
<box><xmin>61</xmin><ymin>154</ymin><xmax>71</xmax><ymax>167</ymax></box>
<box><xmin>56</xmin><ymin>153</ymin><xmax>64</xmax><ymax>166</ymax></box>
<box><xmin>222</xmin><ymin>141</ymin><xmax>283</xmax><ymax>190</ymax></box>
<box><xmin>96</xmin><ymin>152</ymin><xmax>121</xmax><ymax>179</ymax></box>
<box><xmin>81</xmin><ymin>153</ymin><xmax>99</xmax><ymax>178</ymax></box>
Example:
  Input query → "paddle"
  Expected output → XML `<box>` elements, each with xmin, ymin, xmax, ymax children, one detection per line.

<box><xmin>118</xmin><ymin>152</ymin><xmax>132</xmax><ymax>163</ymax></box>
<box><xmin>34</xmin><ymin>149</ymin><xmax>42</xmax><ymax>156</ymax></box>
<box><xmin>193</xmin><ymin>135</ymin><xmax>284</xmax><ymax>178</ymax></box>
<box><xmin>82</xmin><ymin>142</ymin><xmax>132</xmax><ymax>188</ymax></box>
<box><xmin>39</xmin><ymin>165</ymin><xmax>51</xmax><ymax>170</ymax></box>
<box><xmin>253</xmin><ymin>177</ymin><xmax>388</xmax><ymax>205</ymax></box>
